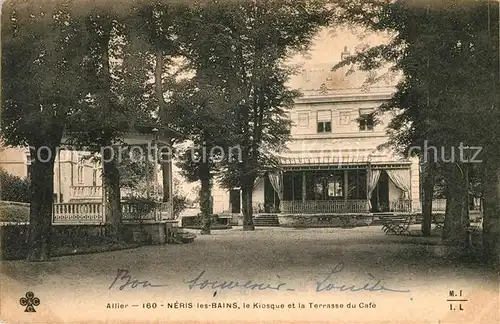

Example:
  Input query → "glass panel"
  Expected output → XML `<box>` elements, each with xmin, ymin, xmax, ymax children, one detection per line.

<box><xmin>293</xmin><ymin>173</ymin><xmax>303</xmax><ymax>201</ymax></box>
<box><xmin>306</xmin><ymin>173</ymin><xmax>315</xmax><ymax>200</ymax></box>
<box><xmin>314</xmin><ymin>176</ymin><xmax>324</xmax><ymax>200</ymax></box>
<box><xmin>347</xmin><ymin>169</ymin><xmax>367</xmax><ymax>199</ymax></box>
<box><xmin>348</xmin><ymin>171</ymin><xmax>358</xmax><ymax>199</ymax></box>
<box><xmin>283</xmin><ymin>173</ymin><xmax>294</xmax><ymax>201</ymax></box>
<box><xmin>325</xmin><ymin>122</ymin><xmax>332</xmax><ymax>132</ymax></box>
<box><xmin>327</xmin><ymin>175</ymin><xmax>343</xmax><ymax>198</ymax></box>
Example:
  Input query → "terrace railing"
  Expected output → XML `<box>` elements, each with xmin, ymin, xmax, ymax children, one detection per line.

<box><xmin>281</xmin><ymin>199</ymin><xmax>370</xmax><ymax>214</ymax></box>
<box><xmin>390</xmin><ymin>199</ymin><xmax>413</xmax><ymax>213</ymax></box>
<box><xmin>411</xmin><ymin>199</ymin><xmax>447</xmax><ymax>213</ymax></box>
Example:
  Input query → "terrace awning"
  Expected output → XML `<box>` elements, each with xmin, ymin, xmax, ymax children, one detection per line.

<box><xmin>279</xmin><ymin>152</ymin><xmax>411</xmax><ymax>170</ymax></box>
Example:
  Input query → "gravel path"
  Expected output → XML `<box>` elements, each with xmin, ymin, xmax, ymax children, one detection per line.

<box><xmin>1</xmin><ymin>226</ymin><xmax>498</xmax><ymax>323</ymax></box>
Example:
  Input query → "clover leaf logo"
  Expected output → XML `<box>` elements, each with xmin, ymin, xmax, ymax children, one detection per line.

<box><xmin>19</xmin><ymin>291</ymin><xmax>40</xmax><ymax>312</ymax></box>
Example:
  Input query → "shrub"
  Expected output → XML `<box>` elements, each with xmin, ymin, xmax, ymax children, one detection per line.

<box><xmin>173</xmin><ymin>194</ymin><xmax>189</xmax><ymax>219</ymax></box>
<box><xmin>0</xmin><ymin>169</ymin><xmax>30</xmax><ymax>203</ymax></box>
<box><xmin>122</xmin><ymin>195</ymin><xmax>159</xmax><ymax>221</ymax></box>
<box><xmin>0</xmin><ymin>204</ymin><xmax>30</xmax><ymax>222</ymax></box>
<box><xmin>0</xmin><ymin>224</ymin><xmax>29</xmax><ymax>260</ymax></box>
<box><xmin>172</xmin><ymin>178</ymin><xmax>189</xmax><ymax>219</ymax></box>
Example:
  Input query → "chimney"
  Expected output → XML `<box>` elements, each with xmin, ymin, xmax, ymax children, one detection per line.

<box><xmin>341</xmin><ymin>46</ymin><xmax>350</xmax><ymax>61</ymax></box>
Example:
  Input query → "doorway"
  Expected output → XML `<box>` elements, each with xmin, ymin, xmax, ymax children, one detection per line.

<box><xmin>370</xmin><ymin>171</ymin><xmax>390</xmax><ymax>212</ymax></box>
<box><xmin>229</xmin><ymin>189</ymin><xmax>241</xmax><ymax>213</ymax></box>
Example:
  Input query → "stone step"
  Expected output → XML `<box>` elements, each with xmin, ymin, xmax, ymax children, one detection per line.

<box><xmin>253</xmin><ymin>214</ymin><xmax>279</xmax><ymax>227</ymax></box>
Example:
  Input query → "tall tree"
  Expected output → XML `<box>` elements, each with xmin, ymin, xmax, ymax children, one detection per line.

<box><xmin>64</xmin><ymin>11</ymin><xmax>131</xmax><ymax>241</ymax></box>
<box><xmin>183</xmin><ymin>0</ymin><xmax>331</xmax><ymax>230</ymax></box>
<box><xmin>126</xmin><ymin>1</ymin><xmax>186</xmax><ymax>203</ymax></box>
<box><xmin>170</xmin><ymin>75</ymin><xmax>230</xmax><ymax>235</ymax></box>
<box><xmin>333</xmin><ymin>0</ymin><xmax>499</xmax><ymax>253</ymax></box>
<box><xmin>2</xmin><ymin>0</ymin><xmax>89</xmax><ymax>260</ymax></box>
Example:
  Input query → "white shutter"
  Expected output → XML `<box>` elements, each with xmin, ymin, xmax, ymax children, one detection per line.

<box><xmin>317</xmin><ymin>110</ymin><xmax>331</xmax><ymax>122</ymax></box>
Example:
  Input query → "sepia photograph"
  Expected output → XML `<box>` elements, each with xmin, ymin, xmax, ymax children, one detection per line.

<box><xmin>0</xmin><ymin>0</ymin><xmax>499</xmax><ymax>323</ymax></box>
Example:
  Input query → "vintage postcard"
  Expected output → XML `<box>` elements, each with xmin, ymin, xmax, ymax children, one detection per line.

<box><xmin>1</xmin><ymin>0</ymin><xmax>499</xmax><ymax>323</ymax></box>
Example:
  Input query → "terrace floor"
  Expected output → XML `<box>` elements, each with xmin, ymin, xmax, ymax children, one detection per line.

<box><xmin>0</xmin><ymin>226</ymin><xmax>498</xmax><ymax>323</ymax></box>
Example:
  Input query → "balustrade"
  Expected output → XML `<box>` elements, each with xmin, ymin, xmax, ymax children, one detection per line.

<box><xmin>281</xmin><ymin>199</ymin><xmax>370</xmax><ymax>214</ymax></box>
<box><xmin>53</xmin><ymin>202</ymin><xmax>104</xmax><ymax>224</ymax></box>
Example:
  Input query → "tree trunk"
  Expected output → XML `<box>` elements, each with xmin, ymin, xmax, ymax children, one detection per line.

<box><xmin>26</xmin><ymin>146</ymin><xmax>56</xmax><ymax>262</ymax></box>
<box><xmin>102</xmin><ymin>146</ymin><xmax>123</xmax><ymax>242</ymax></box>
<box><xmin>154</xmin><ymin>49</ymin><xmax>172</xmax><ymax>204</ymax></box>
<box><xmin>482</xmin><ymin>161</ymin><xmax>500</xmax><ymax>264</ymax></box>
<box><xmin>199</xmin><ymin>162</ymin><xmax>212</xmax><ymax>235</ymax></box>
<box><xmin>421</xmin><ymin>162</ymin><xmax>436</xmax><ymax>236</ymax></box>
<box><xmin>242</xmin><ymin>183</ymin><xmax>255</xmax><ymax>231</ymax></box>
<box><xmin>442</xmin><ymin>163</ymin><xmax>469</xmax><ymax>246</ymax></box>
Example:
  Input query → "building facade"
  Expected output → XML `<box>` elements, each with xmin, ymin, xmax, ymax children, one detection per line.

<box><xmin>211</xmin><ymin>48</ymin><xmax>420</xmax><ymax>216</ymax></box>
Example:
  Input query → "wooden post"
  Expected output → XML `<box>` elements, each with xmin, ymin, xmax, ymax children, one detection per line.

<box><xmin>57</xmin><ymin>149</ymin><xmax>61</xmax><ymax>202</ymax></box>
<box><xmin>408</xmin><ymin>167</ymin><xmax>412</xmax><ymax>212</ymax></box>
<box><xmin>145</xmin><ymin>145</ymin><xmax>150</xmax><ymax>199</ymax></box>
<box><xmin>302</xmin><ymin>171</ymin><xmax>306</xmax><ymax>202</ymax></box>
<box><xmin>343</xmin><ymin>169</ymin><xmax>348</xmax><ymax>201</ymax></box>
<box><xmin>168</xmin><ymin>158</ymin><xmax>173</xmax><ymax>218</ymax></box>
<box><xmin>101</xmin><ymin>156</ymin><xmax>106</xmax><ymax>224</ymax></box>
<box><xmin>240</xmin><ymin>189</ymin><xmax>243</xmax><ymax>215</ymax></box>
<box><xmin>366</xmin><ymin>163</ymin><xmax>371</xmax><ymax>210</ymax></box>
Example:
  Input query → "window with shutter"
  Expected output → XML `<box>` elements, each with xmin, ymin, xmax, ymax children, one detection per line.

<box><xmin>317</xmin><ymin>110</ymin><xmax>332</xmax><ymax>133</ymax></box>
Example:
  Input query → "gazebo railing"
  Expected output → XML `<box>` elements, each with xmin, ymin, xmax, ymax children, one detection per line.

<box><xmin>281</xmin><ymin>199</ymin><xmax>370</xmax><ymax>214</ymax></box>
<box><xmin>53</xmin><ymin>201</ymin><xmax>173</xmax><ymax>224</ymax></box>
<box><xmin>53</xmin><ymin>202</ymin><xmax>104</xmax><ymax>224</ymax></box>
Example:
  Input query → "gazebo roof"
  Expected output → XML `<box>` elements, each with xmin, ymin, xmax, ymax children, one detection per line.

<box><xmin>61</xmin><ymin>123</ymin><xmax>184</xmax><ymax>148</ymax></box>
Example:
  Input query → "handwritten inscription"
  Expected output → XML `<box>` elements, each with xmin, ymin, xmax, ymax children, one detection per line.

<box><xmin>184</xmin><ymin>270</ymin><xmax>295</xmax><ymax>293</ymax></box>
<box><xmin>109</xmin><ymin>269</ymin><xmax>168</xmax><ymax>291</ymax></box>
<box><xmin>316</xmin><ymin>262</ymin><xmax>410</xmax><ymax>293</ymax></box>
<box><xmin>109</xmin><ymin>263</ymin><xmax>410</xmax><ymax>294</ymax></box>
